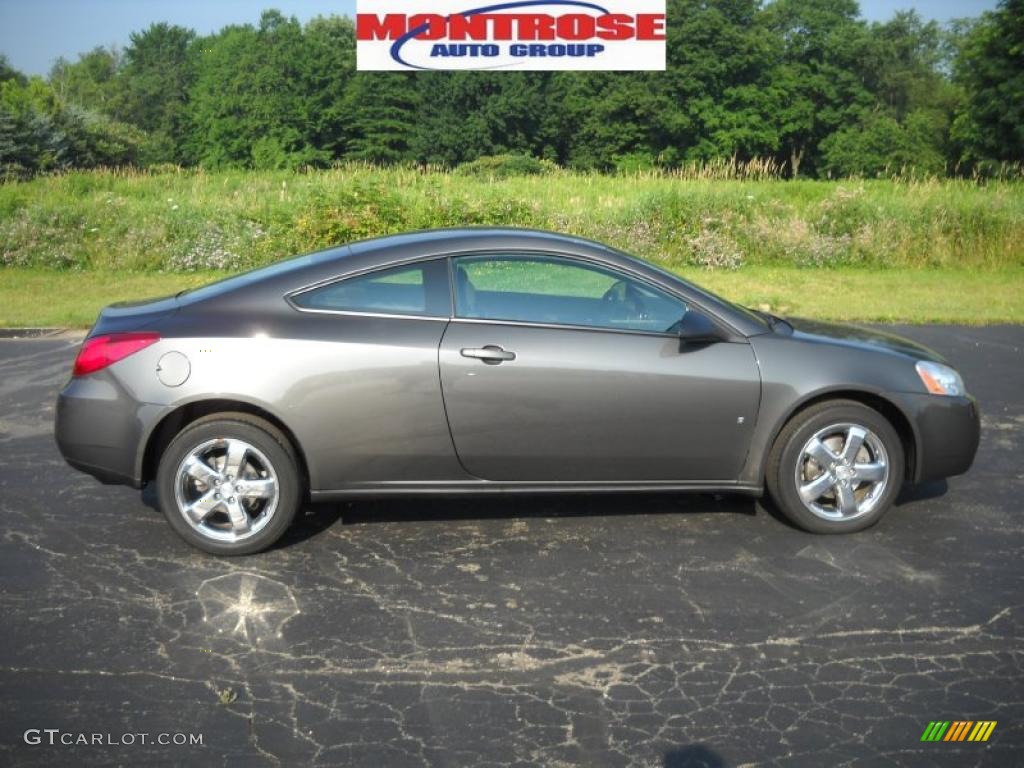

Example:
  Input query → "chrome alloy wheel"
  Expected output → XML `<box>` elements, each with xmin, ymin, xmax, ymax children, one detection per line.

<box><xmin>794</xmin><ymin>423</ymin><xmax>890</xmax><ymax>522</ymax></box>
<box><xmin>173</xmin><ymin>438</ymin><xmax>280</xmax><ymax>543</ymax></box>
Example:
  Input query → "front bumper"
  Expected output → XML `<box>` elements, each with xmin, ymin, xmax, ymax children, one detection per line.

<box><xmin>890</xmin><ymin>392</ymin><xmax>981</xmax><ymax>484</ymax></box>
<box><xmin>54</xmin><ymin>374</ymin><xmax>157</xmax><ymax>488</ymax></box>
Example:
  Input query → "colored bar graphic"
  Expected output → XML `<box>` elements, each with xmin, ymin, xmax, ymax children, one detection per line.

<box><xmin>945</xmin><ymin>721</ymin><xmax>972</xmax><ymax>741</ymax></box>
<box><xmin>921</xmin><ymin>721</ymin><xmax>950</xmax><ymax>741</ymax></box>
<box><xmin>973</xmin><ymin>722</ymin><xmax>997</xmax><ymax>742</ymax></box>
<box><xmin>921</xmin><ymin>720</ymin><xmax>996</xmax><ymax>742</ymax></box>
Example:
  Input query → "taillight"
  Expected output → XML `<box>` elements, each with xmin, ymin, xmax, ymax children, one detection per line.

<box><xmin>72</xmin><ymin>332</ymin><xmax>160</xmax><ymax>377</ymax></box>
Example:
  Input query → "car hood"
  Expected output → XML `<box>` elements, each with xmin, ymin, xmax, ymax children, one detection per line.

<box><xmin>783</xmin><ymin>317</ymin><xmax>947</xmax><ymax>363</ymax></box>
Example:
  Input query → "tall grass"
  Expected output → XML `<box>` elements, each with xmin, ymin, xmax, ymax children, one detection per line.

<box><xmin>1</xmin><ymin>165</ymin><xmax>1021</xmax><ymax>274</ymax></box>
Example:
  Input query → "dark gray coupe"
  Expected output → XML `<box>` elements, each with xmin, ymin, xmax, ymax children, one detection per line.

<box><xmin>55</xmin><ymin>229</ymin><xmax>980</xmax><ymax>554</ymax></box>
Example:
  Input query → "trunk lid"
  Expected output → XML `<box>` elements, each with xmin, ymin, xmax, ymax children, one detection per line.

<box><xmin>88</xmin><ymin>294</ymin><xmax>180</xmax><ymax>337</ymax></box>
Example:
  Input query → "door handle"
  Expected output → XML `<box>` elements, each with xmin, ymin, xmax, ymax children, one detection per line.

<box><xmin>460</xmin><ymin>345</ymin><xmax>516</xmax><ymax>364</ymax></box>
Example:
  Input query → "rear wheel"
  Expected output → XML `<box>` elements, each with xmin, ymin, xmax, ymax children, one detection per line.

<box><xmin>766</xmin><ymin>400</ymin><xmax>904</xmax><ymax>533</ymax></box>
<box><xmin>156</xmin><ymin>413</ymin><xmax>302</xmax><ymax>555</ymax></box>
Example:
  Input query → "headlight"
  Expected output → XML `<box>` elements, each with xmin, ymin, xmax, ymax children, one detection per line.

<box><xmin>915</xmin><ymin>361</ymin><xmax>965</xmax><ymax>396</ymax></box>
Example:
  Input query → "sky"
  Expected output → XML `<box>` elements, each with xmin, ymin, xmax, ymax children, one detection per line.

<box><xmin>0</xmin><ymin>0</ymin><xmax>1001</xmax><ymax>76</ymax></box>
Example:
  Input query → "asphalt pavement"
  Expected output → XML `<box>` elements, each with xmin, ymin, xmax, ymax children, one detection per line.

<box><xmin>0</xmin><ymin>325</ymin><xmax>1021</xmax><ymax>767</ymax></box>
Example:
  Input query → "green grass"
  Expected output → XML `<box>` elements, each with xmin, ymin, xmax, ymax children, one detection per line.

<box><xmin>1</xmin><ymin>166</ymin><xmax>1022</xmax><ymax>272</ymax></box>
<box><xmin>1</xmin><ymin>166</ymin><xmax>1022</xmax><ymax>326</ymax></box>
<box><xmin>0</xmin><ymin>270</ymin><xmax>221</xmax><ymax>328</ymax></box>
<box><xmin>2</xmin><ymin>266</ymin><xmax>1020</xmax><ymax>328</ymax></box>
<box><xmin>683</xmin><ymin>266</ymin><xmax>1024</xmax><ymax>324</ymax></box>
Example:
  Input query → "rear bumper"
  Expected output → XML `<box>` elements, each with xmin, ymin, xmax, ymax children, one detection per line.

<box><xmin>54</xmin><ymin>374</ymin><xmax>154</xmax><ymax>488</ymax></box>
<box><xmin>891</xmin><ymin>392</ymin><xmax>981</xmax><ymax>484</ymax></box>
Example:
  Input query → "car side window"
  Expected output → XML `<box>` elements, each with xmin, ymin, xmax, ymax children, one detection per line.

<box><xmin>292</xmin><ymin>260</ymin><xmax>450</xmax><ymax>317</ymax></box>
<box><xmin>452</xmin><ymin>254</ymin><xmax>687</xmax><ymax>333</ymax></box>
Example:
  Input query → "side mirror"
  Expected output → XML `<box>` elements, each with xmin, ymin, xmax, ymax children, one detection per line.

<box><xmin>675</xmin><ymin>311</ymin><xmax>725</xmax><ymax>346</ymax></box>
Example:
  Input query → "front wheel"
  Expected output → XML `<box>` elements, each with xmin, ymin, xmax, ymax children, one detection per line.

<box><xmin>766</xmin><ymin>400</ymin><xmax>904</xmax><ymax>534</ymax></box>
<box><xmin>156</xmin><ymin>413</ymin><xmax>302</xmax><ymax>555</ymax></box>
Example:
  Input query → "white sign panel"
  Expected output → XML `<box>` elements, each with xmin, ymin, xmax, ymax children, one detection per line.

<box><xmin>356</xmin><ymin>1</ymin><xmax>666</xmax><ymax>71</ymax></box>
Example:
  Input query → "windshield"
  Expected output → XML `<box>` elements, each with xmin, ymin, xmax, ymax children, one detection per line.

<box><xmin>607</xmin><ymin>246</ymin><xmax>770</xmax><ymax>331</ymax></box>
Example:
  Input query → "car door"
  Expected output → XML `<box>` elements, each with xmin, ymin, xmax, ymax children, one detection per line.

<box><xmin>438</xmin><ymin>253</ymin><xmax>761</xmax><ymax>482</ymax></box>
<box><xmin>285</xmin><ymin>258</ymin><xmax>465</xmax><ymax>487</ymax></box>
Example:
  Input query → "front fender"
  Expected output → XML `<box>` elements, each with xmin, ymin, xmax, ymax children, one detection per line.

<box><xmin>743</xmin><ymin>334</ymin><xmax>930</xmax><ymax>487</ymax></box>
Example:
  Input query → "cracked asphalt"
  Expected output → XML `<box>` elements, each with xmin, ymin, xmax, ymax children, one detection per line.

<box><xmin>0</xmin><ymin>325</ymin><xmax>1022</xmax><ymax>767</ymax></box>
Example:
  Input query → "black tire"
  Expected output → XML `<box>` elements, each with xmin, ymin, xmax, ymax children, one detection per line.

<box><xmin>155</xmin><ymin>412</ymin><xmax>302</xmax><ymax>555</ymax></box>
<box><xmin>765</xmin><ymin>400</ymin><xmax>904</xmax><ymax>534</ymax></box>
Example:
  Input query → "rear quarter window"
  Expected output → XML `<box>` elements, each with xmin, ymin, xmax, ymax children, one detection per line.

<box><xmin>291</xmin><ymin>260</ymin><xmax>451</xmax><ymax>317</ymax></box>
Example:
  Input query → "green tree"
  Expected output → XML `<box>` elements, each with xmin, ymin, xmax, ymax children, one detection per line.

<box><xmin>659</xmin><ymin>0</ymin><xmax>779</xmax><ymax>164</ymax></box>
<box><xmin>62</xmin><ymin>107</ymin><xmax>146</xmax><ymax>167</ymax></box>
<box><xmin>2</xmin><ymin>75</ymin><xmax>145</xmax><ymax>172</ymax></box>
<box><xmin>0</xmin><ymin>105</ymin><xmax>24</xmax><ymax>177</ymax></box>
<box><xmin>49</xmin><ymin>46</ymin><xmax>121</xmax><ymax>112</ymax></box>
<box><xmin>1</xmin><ymin>77</ymin><xmax>65</xmax><ymax>171</ymax></box>
<box><xmin>343</xmin><ymin>73</ymin><xmax>421</xmax><ymax>163</ymax></box>
<box><xmin>820</xmin><ymin>109</ymin><xmax>947</xmax><ymax>177</ymax></box>
<box><xmin>117</xmin><ymin>23</ymin><xmax>196</xmax><ymax>163</ymax></box>
<box><xmin>303</xmin><ymin>15</ymin><xmax>358</xmax><ymax>160</ymax></box>
<box><xmin>761</xmin><ymin>0</ymin><xmax>873</xmax><ymax>177</ymax></box>
<box><xmin>186</xmin><ymin>11</ymin><xmax>326</xmax><ymax>168</ymax></box>
<box><xmin>0</xmin><ymin>3</ymin><xmax>1012</xmax><ymax>178</ymax></box>
<box><xmin>556</xmin><ymin>71</ymin><xmax>659</xmax><ymax>170</ymax></box>
<box><xmin>0</xmin><ymin>54</ymin><xmax>26</xmax><ymax>86</ymax></box>
<box><xmin>951</xmin><ymin>0</ymin><xmax>1024</xmax><ymax>168</ymax></box>
<box><xmin>819</xmin><ymin>10</ymin><xmax>962</xmax><ymax>177</ymax></box>
<box><xmin>0</xmin><ymin>57</ymin><xmax>27</xmax><ymax>175</ymax></box>
<box><xmin>412</xmin><ymin>72</ymin><xmax>553</xmax><ymax>165</ymax></box>
<box><xmin>863</xmin><ymin>11</ymin><xmax>953</xmax><ymax>119</ymax></box>
<box><xmin>556</xmin><ymin>0</ymin><xmax>778</xmax><ymax>170</ymax></box>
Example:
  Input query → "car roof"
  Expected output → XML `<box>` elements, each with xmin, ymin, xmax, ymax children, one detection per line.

<box><xmin>350</xmin><ymin>227</ymin><xmax>615</xmax><ymax>258</ymax></box>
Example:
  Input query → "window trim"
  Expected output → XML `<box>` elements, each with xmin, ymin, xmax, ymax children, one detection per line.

<box><xmin>285</xmin><ymin>247</ymin><xmax>741</xmax><ymax>341</ymax></box>
<box><xmin>286</xmin><ymin>255</ymin><xmax>453</xmax><ymax>321</ymax></box>
<box><xmin>448</xmin><ymin>250</ymin><xmax>692</xmax><ymax>338</ymax></box>
<box><xmin>285</xmin><ymin>306</ymin><xmax>451</xmax><ymax>323</ymax></box>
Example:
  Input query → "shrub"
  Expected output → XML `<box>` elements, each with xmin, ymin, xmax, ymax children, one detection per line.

<box><xmin>686</xmin><ymin>229</ymin><xmax>744</xmax><ymax>270</ymax></box>
<box><xmin>613</xmin><ymin>152</ymin><xmax>656</xmax><ymax>174</ymax></box>
<box><xmin>455</xmin><ymin>154</ymin><xmax>556</xmax><ymax>179</ymax></box>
